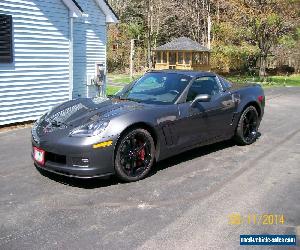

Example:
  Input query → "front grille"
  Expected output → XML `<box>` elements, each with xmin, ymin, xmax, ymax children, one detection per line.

<box><xmin>46</xmin><ymin>152</ymin><xmax>66</xmax><ymax>165</ymax></box>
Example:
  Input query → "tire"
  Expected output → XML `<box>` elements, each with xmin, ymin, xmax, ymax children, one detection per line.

<box><xmin>114</xmin><ymin>128</ymin><xmax>155</xmax><ymax>182</ymax></box>
<box><xmin>234</xmin><ymin>106</ymin><xmax>259</xmax><ymax>145</ymax></box>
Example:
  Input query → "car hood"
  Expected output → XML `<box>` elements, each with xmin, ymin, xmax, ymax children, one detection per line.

<box><xmin>34</xmin><ymin>97</ymin><xmax>145</xmax><ymax>136</ymax></box>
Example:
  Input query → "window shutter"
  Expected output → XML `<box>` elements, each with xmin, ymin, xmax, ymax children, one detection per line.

<box><xmin>0</xmin><ymin>14</ymin><xmax>13</xmax><ymax>63</ymax></box>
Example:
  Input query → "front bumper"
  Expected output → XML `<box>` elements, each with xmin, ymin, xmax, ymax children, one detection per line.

<box><xmin>34</xmin><ymin>161</ymin><xmax>113</xmax><ymax>179</ymax></box>
<box><xmin>31</xmin><ymin>134</ymin><xmax>118</xmax><ymax>178</ymax></box>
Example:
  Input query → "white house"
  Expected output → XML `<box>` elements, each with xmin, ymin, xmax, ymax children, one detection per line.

<box><xmin>0</xmin><ymin>0</ymin><xmax>118</xmax><ymax>126</ymax></box>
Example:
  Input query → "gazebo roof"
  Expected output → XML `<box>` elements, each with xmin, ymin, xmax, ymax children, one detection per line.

<box><xmin>155</xmin><ymin>37</ymin><xmax>210</xmax><ymax>52</ymax></box>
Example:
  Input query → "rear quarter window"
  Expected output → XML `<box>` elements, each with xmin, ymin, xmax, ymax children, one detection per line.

<box><xmin>219</xmin><ymin>77</ymin><xmax>232</xmax><ymax>90</ymax></box>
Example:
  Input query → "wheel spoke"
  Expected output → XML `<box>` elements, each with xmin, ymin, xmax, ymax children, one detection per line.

<box><xmin>250</xmin><ymin>122</ymin><xmax>257</xmax><ymax>130</ymax></box>
<box><xmin>244</xmin><ymin>116</ymin><xmax>249</xmax><ymax>124</ymax></box>
<box><xmin>140</xmin><ymin>159</ymin><xmax>148</xmax><ymax>166</ymax></box>
<box><xmin>243</xmin><ymin>127</ymin><xmax>249</xmax><ymax>137</ymax></box>
<box><xmin>248</xmin><ymin>112</ymin><xmax>256</xmax><ymax>122</ymax></box>
<box><xmin>129</xmin><ymin>165</ymin><xmax>135</xmax><ymax>176</ymax></box>
<box><xmin>132</xmin><ymin>137</ymin><xmax>137</xmax><ymax>148</ymax></box>
<box><xmin>134</xmin><ymin>142</ymin><xmax>147</xmax><ymax>155</ymax></box>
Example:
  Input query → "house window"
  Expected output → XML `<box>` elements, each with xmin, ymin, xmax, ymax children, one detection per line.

<box><xmin>0</xmin><ymin>14</ymin><xmax>13</xmax><ymax>63</ymax></box>
<box><xmin>156</xmin><ymin>51</ymin><xmax>162</xmax><ymax>63</ymax></box>
<box><xmin>203</xmin><ymin>53</ymin><xmax>208</xmax><ymax>65</ymax></box>
<box><xmin>162</xmin><ymin>52</ymin><xmax>167</xmax><ymax>63</ymax></box>
<box><xmin>199</xmin><ymin>53</ymin><xmax>204</xmax><ymax>64</ymax></box>
<box><xmin>178</xmin><ymin>52</ymin><xmax>184</xmax><ymax>64</ymax></box>
<box><xmin>169</xmin><ymin>52</ymin><xmax>176</xmax><ymax>65</ymax></box>
<box><xmin>112</xmin><ymin>44</ymin><xmax>118</xmax><ymax>51</ymax></box>
<box><xmin>193</xmin><ymin>52</ymin><xmax>200</xmax><ymax>65</ymax></box>
<box><xmin>185</xmin><ymin>52</ymin><xmax>191</xmax><ymax>64</ymax></box>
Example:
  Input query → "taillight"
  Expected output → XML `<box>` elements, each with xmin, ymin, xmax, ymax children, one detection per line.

<box><xmin>258</xmin><ymin>95</ymin><xmax>264</xmax><ymax>103</ymax></box>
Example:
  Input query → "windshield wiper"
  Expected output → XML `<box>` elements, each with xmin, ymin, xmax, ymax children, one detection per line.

<box><xmin>119</xmin><ymin>97</ymin><xmax>141</xmax><ymax>103</ymax></box>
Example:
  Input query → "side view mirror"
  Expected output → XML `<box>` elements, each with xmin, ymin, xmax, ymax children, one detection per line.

<box><xmin>191</xmin><ymin>94</ymin><xmax>211</xmax><ymax>106</ymax></box>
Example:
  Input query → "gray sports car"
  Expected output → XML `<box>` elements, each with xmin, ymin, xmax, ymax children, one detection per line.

<box><xmin>31</xmin><ymin>70</ymin><xmax>265</xmax><ymax>182</ymax></box>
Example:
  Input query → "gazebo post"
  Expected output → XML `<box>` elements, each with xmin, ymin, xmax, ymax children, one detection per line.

<box><xmin>167</xmin><ymin>51</ymin><xmax>169</xmax><ymax>68</ymax></box>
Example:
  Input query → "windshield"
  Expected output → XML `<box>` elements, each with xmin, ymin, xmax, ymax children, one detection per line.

<box><xmin>115</xmin><ymin>72</ymin><xmax>191</xmax><ymax>105</ymax></box>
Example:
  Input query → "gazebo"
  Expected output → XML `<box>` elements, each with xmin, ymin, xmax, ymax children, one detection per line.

<box><xmin>154</xmin><ymin>37</ymin><xmax>210</xmax><ymax>71</ymax></box>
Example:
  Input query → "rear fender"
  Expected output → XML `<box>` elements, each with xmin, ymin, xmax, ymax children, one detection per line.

<box><xmin>232</xmin><ymin>94</ymin><xmax>262</xmax><ymax>128</ymax></box>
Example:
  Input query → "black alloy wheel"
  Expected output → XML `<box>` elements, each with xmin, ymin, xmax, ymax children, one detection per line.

<box><xmin>234</xmin><ymin>106</ymin><xmax>259</xmax><ymax>145</ymax></box>
<box><xmin>115</xmin><ymin>128</ymin><xmax>155</xmax><ymax>182</ymax></box>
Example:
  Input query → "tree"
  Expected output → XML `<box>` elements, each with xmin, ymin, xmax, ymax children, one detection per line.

<box><xmin>107</xmin><ymin>0</ymin><xmax>299</xmax><ymax>75</ymax></box>
<box><xmin>236</xmin><ymin>0</ymin><xmax>298</xmax><ymax>77</ymax></box>
<box><xmin>253</xmin><ymin>13</ymin><xmax>284</xmax><ymax>77</ymax></box>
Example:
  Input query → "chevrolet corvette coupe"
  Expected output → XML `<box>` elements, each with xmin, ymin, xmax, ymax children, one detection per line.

<box><xmin>32</xmin><ymin>70</ymin><xmax>265</xmax><ymax>182</ymax></box>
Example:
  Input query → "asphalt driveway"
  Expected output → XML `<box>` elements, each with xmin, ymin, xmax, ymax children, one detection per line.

<box><xmin>0</xmin><ymin>87</ymin><xmax>300</xmax><ymax>250</ymax></box>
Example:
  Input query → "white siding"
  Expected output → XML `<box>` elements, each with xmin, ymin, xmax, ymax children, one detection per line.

<box><xmin>72</xmin><ymin>0</ymin><xmax>106</xmax><ymax>99</ymax></box>
<box><xmin>0</xmin><ymin>0</ymin><xmax>70</xmax><ymax>125</ymax></box>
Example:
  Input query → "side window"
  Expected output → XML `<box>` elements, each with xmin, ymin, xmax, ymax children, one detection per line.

<box><xmin>219</xmin><ymin>77</ymin><xmax>232</xmax><ymax>90</ymax></box>
<box><xmin>186</xmin><ymin>77</ymin><xmax>221</xmax><ymax>102</ymax></box>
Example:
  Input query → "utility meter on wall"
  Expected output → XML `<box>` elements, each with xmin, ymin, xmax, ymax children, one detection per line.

<box><xmin>93</xmin><ymin>62</ymin><xmax>105</xmax><ymax>86</ymax></box>
<box><xmin>86</xmin><ymin>62</ymin><xmax>106</xmax><ymax>97</ymax></box>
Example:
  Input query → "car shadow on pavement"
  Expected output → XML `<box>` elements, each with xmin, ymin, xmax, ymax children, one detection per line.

<box><xmin>149</xmin><ymin>139</ymin><xmax>237</xmax><ymax>177</ymax></box>
<box><xmin>151</xmin><ymin>132</ymin><xmax>261</xmax><ymax>177</ymax></box>
<box><xmin>37</xmin><ymin>168</ymin><xmax>120</xmax><ymax>189</ymax></box>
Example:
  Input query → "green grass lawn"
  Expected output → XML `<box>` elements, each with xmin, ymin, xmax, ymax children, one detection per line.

<box><xmin>107</xmin><ymin>73</ymin><xmax>142</xmax><ymax>85</ymax></box>
<box><xmin>106</xmin><ymin>73</ymin><xmax>142</xmax><ymax>95</ymax></box>
<box><xmin>106</xmin><ymin>86</ymin><xmax>122</xmax><ymax>96</ymax></box>
<box><xmin>227</xmin><ymin>74</ymin><xmax>300</xmax><ymax>87</ymax></box>
<box><xmin>265</xmin><ymin>74</ymin><xmax>300</xmax><ymax>86</ymax></box>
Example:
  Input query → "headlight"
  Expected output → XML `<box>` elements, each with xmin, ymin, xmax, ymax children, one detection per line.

<box><xmin>69</xmin><ymin>121</ymin><xmax>109</xmax><ymax>137</ymax></box>
<box><xmin>32</xmin><ymin>112</ymin><xmax>47</xmax><ymax>131</ymax></box>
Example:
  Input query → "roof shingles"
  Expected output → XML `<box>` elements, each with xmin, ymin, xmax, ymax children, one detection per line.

<box><xmin>155</xmin><ymin>37</ymin><xmax>209</xmax><ymax>52</ymax></box>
